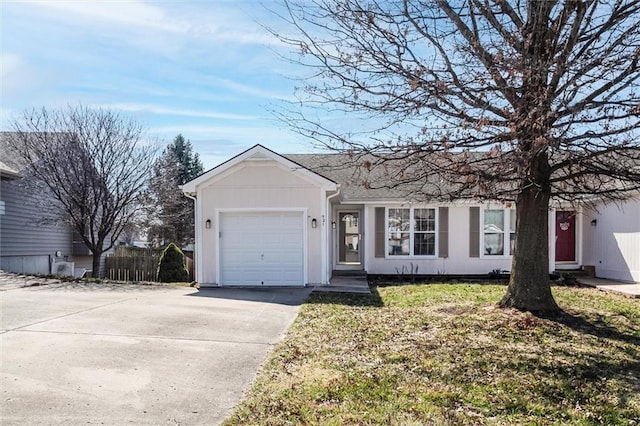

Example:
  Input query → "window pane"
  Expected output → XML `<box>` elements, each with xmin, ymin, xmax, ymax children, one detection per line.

<box><xmin>414</xmin><ymin>233</ymin><xmax>435</xmax><ymax>256</ymax></box>
<box><xmin>414</xmin><ymin>208</ymin><xmax>435</xmax><ymax>232</ymax></box>
<box><xmin>509</xmin><ymin>209</ymin><xmax>516</xmax><ymax>232</ymax></box>
<box><xmin>484</xmin><ymin>233</ymin><xmax>504</xmax><ymax>255</ymax></box>
<box><xmin>388</xmin><ymin>208</ymin><xmax>410</xmax><ymax>232</ymax></box>
<box><xmin>389</xmin><ymin>233</ymin><xmax>410</xmax><ymax>255</ymax></box>
<box><xmin>509</xmin><ymin>209</ymin><xmax>516</xmax><ymax>255</ymax></box>
<box><xmin>509</xmin><ymin>232</ymin><xmax>516</xmax><ymax>255</ymax></box>
<box><xmin>484</xmin><ymin>210</ymin><xmax>504</xmax><ymax>232</ymax></box>
<box><xmin>341</xmin><ymin>213</ymin><xmax>358</xmax><ymax>233</ymax></box>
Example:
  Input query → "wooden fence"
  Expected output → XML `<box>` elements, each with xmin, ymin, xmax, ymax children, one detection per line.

<box><xmin>105</xmin><ymin>246</ymin><xmax>194</xmax><ymax>282</ymax></box>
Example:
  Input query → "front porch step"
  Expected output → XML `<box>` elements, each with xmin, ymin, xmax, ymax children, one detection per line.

<box><xmin>332</xmin><ymin>270</ymin><xmax>367</xmax><ymax>277</ymax></box>
<box><xmin>553</xmin><ymin>268</ymin><xmax>593</xmax><ymax>277</ymax></box>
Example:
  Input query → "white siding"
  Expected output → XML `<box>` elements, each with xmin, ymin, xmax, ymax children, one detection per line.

<box><xmin>196</xmin><ymin>160</ymin><xmax>326</xmax><ymax>286</ymax></box>
<box><xmin>363</xmin><ymin>204</ymin><xmax>515</xmax><ymax>275</ymax></box>
<box><xmin>587</xmin><ymin>201</ymin><xmax>640</xmax><ymax>282</ymax></box>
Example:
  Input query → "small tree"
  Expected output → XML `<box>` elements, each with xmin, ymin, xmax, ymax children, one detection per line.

<box><xmin>157</xmin><ymin>243</ymin><xmax>189</xmax><ymax>283</ymax></box>
<box><xmin>9</xmin><ymin>105</ymin><xmax>156</xmax><ymax>277</ymax></box>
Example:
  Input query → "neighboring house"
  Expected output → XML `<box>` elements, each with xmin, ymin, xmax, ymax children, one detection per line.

<box><xmin>0</xmin><ymin>133</ymin><xmax>106</xmax><ymax>276</ymax></box>
<box><xmin>181</xmin><ymin>144</ymin><xmax>640</xmax><ymax>287</ymax></box>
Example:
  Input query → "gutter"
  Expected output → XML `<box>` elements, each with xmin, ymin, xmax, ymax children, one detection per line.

<box><xmin>327</xmin><ymin>186</ymin><xmax>342</xmax><ymax>205</ymax></box>
<box><xmin>183</xmin><ymin>192</ymin><xmax>196</xmax><ymax>202</ymax></box>
<box><xmin>183</xmin><ymin>190</ymin><xmax>199</xmax><ymax>284</ymax></box>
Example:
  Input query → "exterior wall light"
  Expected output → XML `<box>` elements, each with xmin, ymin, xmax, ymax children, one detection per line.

<box><xmin>205</xmin><ymin>219</ymin><xmax>212</xmax><ymax>229</ymax></box>
<box><xmin>331</xmin><ymin>221</ymin><xmax>336</xmax><ymax>229</ymax></box>
<box><xmin>311</xmin><ymin>218</ymin><xmax>317</xmax><ymax>228</ymax></box>
<box><xmin>590</xmin><ymin>219</ymin><xmax>597</xmax><ymax>226</ymax></box>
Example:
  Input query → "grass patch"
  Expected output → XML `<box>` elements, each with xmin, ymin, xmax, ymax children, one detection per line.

<box><xmin>225</xmin><ymin>284</ymin><xmax>640</xmax><ymax>425</ymax></box>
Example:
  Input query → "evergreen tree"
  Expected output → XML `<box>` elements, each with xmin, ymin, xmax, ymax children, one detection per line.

<box><xmin>146</xmin><ymin>134</ymin><xmax>204</xmax><ymax>247</ymax></box>
<box><xmin>157</xmin><ymin>243</ymin><xmax>190</xmax><ymax>282</ymax></box>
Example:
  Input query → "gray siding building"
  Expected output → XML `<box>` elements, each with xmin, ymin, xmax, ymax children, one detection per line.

<box><xmin>0</xmin><ymin>133</ymin><xmax>93</xmax><ymax>275</ymax></box>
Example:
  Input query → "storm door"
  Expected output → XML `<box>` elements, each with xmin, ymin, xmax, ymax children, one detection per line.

<box><xmin>338</xmin><ymin>212</ymin><xmax>361</xmax><ymax>265</ymax></box>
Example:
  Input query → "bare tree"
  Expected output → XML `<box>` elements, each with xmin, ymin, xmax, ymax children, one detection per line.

<box><xmin>272</xmin><ymin>0</ymin><xmax>640</xmax><ymax>312</ymax></box>
<box><xmin>9</xmin><ymin>105</ymin><xmax>156</xmax><ymax>277</ymax></box>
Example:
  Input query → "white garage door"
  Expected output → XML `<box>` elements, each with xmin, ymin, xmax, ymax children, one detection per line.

<box><xmin>219</xmin><ymin>211</ymin><xmax>305</xmax><ymax>286</ymax></box>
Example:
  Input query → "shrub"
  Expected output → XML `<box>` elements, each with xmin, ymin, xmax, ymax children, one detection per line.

<box><xmin>157</xmin><ymin>243</ymin><xmax>190</xmax><ymax>283</ymax></box>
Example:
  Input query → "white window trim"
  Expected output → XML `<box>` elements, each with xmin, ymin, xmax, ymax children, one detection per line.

<box><xmin>480</xmin><ymin>207</ymin><xmax>516</xmax><ymax>258</ymax></box>
<box><xmin>385</xmin><ymin>207</ymin><xmax>438</xmax><ymax>259</ymax></box>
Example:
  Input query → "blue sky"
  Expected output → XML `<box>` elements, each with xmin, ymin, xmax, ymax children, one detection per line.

<box><xmin>1</xmin><ymin>0</ymin><xmax>319</xmax><ymax>169</ymax></box>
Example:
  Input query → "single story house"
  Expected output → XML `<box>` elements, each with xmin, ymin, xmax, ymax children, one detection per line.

<box><xmin>181</xmin><ymin>144</ymin><xmax>640</xmax><ymax>287</ymax></box>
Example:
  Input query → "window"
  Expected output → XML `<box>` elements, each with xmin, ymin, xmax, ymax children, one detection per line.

<box><xmin>388</xmin><ymin>208</ymin><xmax>410</xmax><ymax>255</ymax></box>
<box><xmin>388</xmin><ymin>208</ymin><xmax>436</xmax><ymax>256</ymax></box>
<box><xmin>414</xmin><ymin>208</ymin><xmax>436</xmax><ymax>255</ymax></box>
<box><xmin>483</xmin><ymin>208</ymin><xmax>516</xmax><ymax>256</ymax></box>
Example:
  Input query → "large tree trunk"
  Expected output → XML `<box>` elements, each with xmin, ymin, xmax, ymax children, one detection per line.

<box><xmin>500</xmin><ymin>151</ymin><xmax>560</xmax><ymax>313</ymax></box>
<box><xmin>500</xmin><ymin>188</ymin><xmax>559</xmax><ymax>312</ymax></box>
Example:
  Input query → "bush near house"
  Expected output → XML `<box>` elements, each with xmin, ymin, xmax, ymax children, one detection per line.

<box><xmin>156</xmin><ymin>243</ymin><xmax>189</xmax><ymax>283</ymax></box>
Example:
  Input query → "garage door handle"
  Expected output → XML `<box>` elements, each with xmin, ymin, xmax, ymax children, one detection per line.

<box><xmin>261</xmin><ymin>254</ymin><xmax>264</xmax><ymax>260</ymax></box>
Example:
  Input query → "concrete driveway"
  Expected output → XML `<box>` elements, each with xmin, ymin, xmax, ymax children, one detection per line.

<box><xmin>0</xmin><ymin>282</ymin><xmax>311</xmax><ymax>425</ymax></box>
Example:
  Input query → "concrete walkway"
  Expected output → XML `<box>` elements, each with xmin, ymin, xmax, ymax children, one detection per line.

<box><xmin>577</xmin><ymin>277</ymin><xmax>640</xmax><ymax>298</ymax></box>
<box><xmin>312</xmin><ymin>275</ymin><xmax>371</xmax><ymax>294</ymax></box>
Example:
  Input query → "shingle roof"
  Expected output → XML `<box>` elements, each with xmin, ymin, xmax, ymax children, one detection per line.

<box><xmin>287</xmin><ymin>148</ymin><xmax>640</xmax><ymax>204</ymax></box>
<box><xmin>284</xmin><ymin>153</ymin><xmax>445</xmax><ymax>202</ymax></box>
<box><xmin>0</xmin><ymin>132</ymin><xmax>28</xmax><ymax>179</ymax></box>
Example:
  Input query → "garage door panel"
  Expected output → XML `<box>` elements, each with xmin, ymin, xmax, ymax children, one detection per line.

<box><xmin>220</xmin><ymin>212</ymin><xmax>304</xmax><ymax>286</ymax></box>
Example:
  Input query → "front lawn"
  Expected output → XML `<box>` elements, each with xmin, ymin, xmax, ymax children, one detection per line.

<box><xmin>225</xmin><ymin>284</ymin><xmax>640</xmax><ymax>425</ymax></box>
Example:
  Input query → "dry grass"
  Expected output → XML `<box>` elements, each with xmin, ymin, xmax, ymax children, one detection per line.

<box><xmin>225</xmin><ymin>284</ymin><xmax>640</xmax><ymax>425</ymax></box>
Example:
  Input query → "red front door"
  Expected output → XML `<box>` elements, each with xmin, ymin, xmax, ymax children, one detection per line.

<box><xmin>555</xmin><ymin>211</ymin><xmax>576</xmax><ymax>262</ymax></box>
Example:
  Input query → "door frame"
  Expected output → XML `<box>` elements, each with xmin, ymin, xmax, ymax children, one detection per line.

<box><xmin>333</xmin><ymin>207</ymin><xmax>364</xmax><ymax>270</ymax></box>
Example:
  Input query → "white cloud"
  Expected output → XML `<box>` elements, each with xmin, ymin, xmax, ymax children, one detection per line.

<box><xmin>29</xmin><ymin>1</ymin><xmax>186</xmax><ymax>34</ymax></box>
<box><xmin>26</xmin><ymin>0</ymin><xmax>279</xmax><ymax>45</ymax></box>
<box><xmin>94</xmin><ymin>102</ymin><xmax>261</xmax><ymax>121</ymax></box>
<box><xmin>208</xmin><ymin>77</ymin><xmax>294</xmax><ymax>101</ymax></box>
<box><xmin>151</xmin><ymin>124</ymin><xmax>294</xmax><ymax>140</ymax></box>
<box><xmin>1</xmin><ymin>53</ymin><xmax>23</xmax><ymax>78</ymax></box>
<box><xmin>0</xmin><ymin>52</ymin><xmax>59</xmax><ymax>101</ymax></box>
<box><xmin>1</xmin><ymin>1</ymin><xmax>306</xmax><ymax>150</ymax></box>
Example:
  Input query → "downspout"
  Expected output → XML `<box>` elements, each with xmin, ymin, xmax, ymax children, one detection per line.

<box><xmin>324</xmin><ymin>186</ymin><xmax>342</xmax><ymax>283</ymax></box>
<box><xmin>184</xmin><ymin>191</ymin><xmax>199</xmax><ymax>284</ymax></box>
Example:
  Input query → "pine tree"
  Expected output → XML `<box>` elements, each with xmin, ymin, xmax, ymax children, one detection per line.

<box><xmin>146</xmin><ymin>134</ymin><xmax>204</xmax><ymax>247</ymax></box>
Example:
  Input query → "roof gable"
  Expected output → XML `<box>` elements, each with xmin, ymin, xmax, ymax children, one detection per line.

<box><xmin>181</xmin><ymin>144</ymin><xmax>337</xmax><ymax>193</ymax></box>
